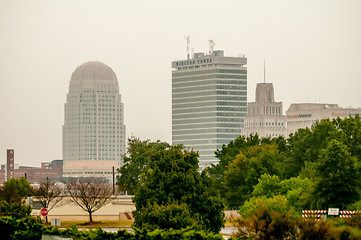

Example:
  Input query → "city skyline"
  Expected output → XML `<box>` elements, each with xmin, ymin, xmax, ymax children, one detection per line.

<box><xmin>1</xmin><ymin>0</ymin><xmax>360</xmax><ymax>166</ymax></box>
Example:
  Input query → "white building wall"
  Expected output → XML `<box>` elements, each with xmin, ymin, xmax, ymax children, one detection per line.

<box><xmin>286</xmin><ymin>103</ymin><xmax>361</xmax><ymax>136</ymax></box>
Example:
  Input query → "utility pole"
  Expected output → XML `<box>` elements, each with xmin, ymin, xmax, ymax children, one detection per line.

<box><xmin>112</xmin><ymin>166</ymin><xmax>115</xmax><ymax>195</ymax></box>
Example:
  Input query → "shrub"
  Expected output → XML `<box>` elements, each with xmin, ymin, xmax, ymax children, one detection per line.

<box><xmin>234</xmin><ymin>206</ymin><xmax>297</xmax><ymax>239</ymax></box>
<box><xmin>297</xmin><ymin>220</ymin><xmax>336</xmax><ymax>240</ymax></box>
<box><xmin>239</xmin><ymin>195</ymin><xmax>289</xmax><ymax>218</ymax></box>
<box><xmin>0</xmin><ymin>216</ymin><xmax>43</xmax><ymax>240</ymax></box>
<box><xmin>0</xmin><ymin>200</ymin><xmax>32</xmax><ymax>218</ymax></box>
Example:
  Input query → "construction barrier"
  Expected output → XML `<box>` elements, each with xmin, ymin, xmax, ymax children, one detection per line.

<box><xmin>301</xmin><ymin>210</ymin><xmax>326</xmax><ymax>221</ymax></box>
<box><xmin>302</xmin><ymin>210</ymin><xmax>361</xmax><ymax>219</ymax></box>
<box><xmin>339</xmin><ymin>211</ymin><xmax>361</xmax><ymax>218</ymax></box>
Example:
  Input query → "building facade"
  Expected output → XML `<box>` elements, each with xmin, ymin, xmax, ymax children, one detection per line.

<box><xmin>62</xmin><ymin>61</ymin><xmax>125</xmax><ymax>178</ymax></box>
<box><xmin>242</xmin><ymin>83</ymin><xmax>286</xmax><ymax>138</ymax></box>
<box><xmin>172</xmin><ymin>50</ymin><xmax>247</xmax><ymax>167</ymax></box>
<box><xmin>286</xmin><ymin>103</ymin><xmax>361</xmax><ymax>136</ymax></box>
<box><xmin>0</xmin><ymin>151</ymin><xmax>62</xmax><ymax>184</ymax></box>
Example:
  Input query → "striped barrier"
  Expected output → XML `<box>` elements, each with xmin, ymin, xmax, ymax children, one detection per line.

<box><xmin>302</xmin><ymin>210</ymin><xmax>327</xmax><ymax>214</ymax></box>
<box><xmin>301</xmin><ymin>210</ymin><xmax>326</xmax><ymax>221</ymax></box>
<box><xmin>339</xmin><ymin>211</ymin><xmax>361</xmax><ymax>218</ymax></box>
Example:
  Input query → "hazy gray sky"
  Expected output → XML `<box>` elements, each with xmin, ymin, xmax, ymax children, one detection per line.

<box><xmin>1</xmin><ymin>0</ymin><xmax>360</xmax><ymax>167</ymax></box>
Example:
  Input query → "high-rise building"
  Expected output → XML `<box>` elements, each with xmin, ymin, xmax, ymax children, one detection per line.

<box><xmin>63</xmin><ymin>61</ymin><xmax>125</xmax><ymax>178</ymax></box>
<box><xmin>172</xmin><ymin>50</ymin><xmax>247</xmax><ymax>167</ymax></box>
<box><xmin>242</xmin><ymin>83</ymin><xmax>286</xmax><ymax>138</ymax></box>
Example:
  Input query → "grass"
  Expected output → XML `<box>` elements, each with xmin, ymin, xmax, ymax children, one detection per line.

<box><xmin>59</xmin><ymin>219</ymin><xmax>134</xmax><ymax>229</ymax></box>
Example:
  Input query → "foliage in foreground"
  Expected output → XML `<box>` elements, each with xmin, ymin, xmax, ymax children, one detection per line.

<box><xmin>0</xmin><ymin>216</ymin><xmax>223</xmax><ymax>240</ymax></box>
<box><xmin>0</xmin><ymin>177</ymin><xmax>33</xmax><ymax>219</ymax></box>
<box><xmin>230</xmin><ymin>207</ymin><xmax>361</xmax><ymax>240</ymax></box>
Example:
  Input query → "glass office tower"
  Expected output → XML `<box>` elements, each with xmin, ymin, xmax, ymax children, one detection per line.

<box><xmin>172</xmin><ymin>50</ymin><xmax>247</xmax><ymax>167</ymax></box>
<box><xmin>63</xmin><ymin>61</ymin><xmax>126</xmax><ymax>177</ymax></box>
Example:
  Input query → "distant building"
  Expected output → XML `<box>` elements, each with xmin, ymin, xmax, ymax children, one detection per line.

<box><xmin>242</xmin><ymin>83</ymin><xmax>286</xmax><ymax>138</ymax></box>
<box><xmin>0</xmin><ymin>149</ymin><xmax>62</xmax><ymax>184</ymax></box>
<box><xmin>172</xmin><ymin>49</ymin><xmax>247</xmax><ymax>167</ymax></box>
<box><xmin>286</xmin><ymin>103</ymin><xmax>361</xmax><ymax>135</ymax></box>
<box><xmin>62</xmin><ymin>61</ymin><xmax>126</xmax><ymax>178</ymax></box>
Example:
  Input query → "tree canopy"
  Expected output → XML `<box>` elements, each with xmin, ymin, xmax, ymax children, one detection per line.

<box><xmin>132</xmin><ymin>147</ymin><xmax>225</xmax><ymax>233</ymax></box>
<box><xmin>117</xmin><ymin>137</ymin><xmax>178</xmax><ymax>194</ymax></box>
<box><xmin>207</xmin><ymin>115</ymin><xmax>361</xmax><ymax>215</ymax></box>
<box><xmin>0</xmin><ymin>177</ymin><xmax>33</xmax><ymax>218</ymax></box>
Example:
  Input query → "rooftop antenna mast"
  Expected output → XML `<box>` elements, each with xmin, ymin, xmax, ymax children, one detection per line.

<box><xmin>264</xmin><ymin>58</ymin><xmax>266</xmax><ymax>83</ymax></box>
<box><xmin>185</xmin><ymin>35</ymin><xmax>190</xmax><ymax>59</ymax></box>
<box><xmin>209</xmin><ymin>40</ymin><xmax>215</xmax><ymax>55</ymax></box>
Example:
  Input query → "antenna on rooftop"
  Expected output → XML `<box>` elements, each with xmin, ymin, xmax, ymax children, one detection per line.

<box><xmin>264</xmin><ymin>58</ymin><xmax>266</xmax><ymax>83</ymax></box>
<box><xmin>185</xmin><ymin>35</ymin><xmax>190</xmax><ymax>59</ymax></box>
<box><xmin>209</xmin><ymin>40</ymin><xmax>215</xmax><ymax>55</ymax></box>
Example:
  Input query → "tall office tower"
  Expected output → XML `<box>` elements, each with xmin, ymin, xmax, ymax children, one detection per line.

<box><xmin>63</xmin><ymin>61</ymin><xmax>126</xmax><ymax>178</ymax></box>
<box><xmin>172</xmin><ymin>50</ymin><xmax>247</xmax><ymax>168</ymax></box>
<box><xmin>242</xmin><ymin>83</ymin><xmax>286</xmax><ymax>138</ymax></box>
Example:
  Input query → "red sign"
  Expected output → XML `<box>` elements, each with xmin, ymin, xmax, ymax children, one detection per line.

<box><xmin>40</xmin><ymin>208</ymin><xmax>48</xmax><ymax>216</ymax></box>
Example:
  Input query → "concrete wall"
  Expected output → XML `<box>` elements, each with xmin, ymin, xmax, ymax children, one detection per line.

<box><xmin>32</xmin><ymin>195</ymin><xmax>135</xmax><ymax>222</ymax></box>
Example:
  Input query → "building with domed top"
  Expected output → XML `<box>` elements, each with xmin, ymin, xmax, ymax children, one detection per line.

<box><xmin>62</xmin><ymin>61</ymin><xmax>125</xmax><ymax>178</ymax></box>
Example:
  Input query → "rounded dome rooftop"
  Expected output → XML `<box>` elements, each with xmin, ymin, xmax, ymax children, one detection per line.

<box><xmin>71</xmin><ymin>61</ymin><xmax>117</xmax><ymax>82</ymax></box>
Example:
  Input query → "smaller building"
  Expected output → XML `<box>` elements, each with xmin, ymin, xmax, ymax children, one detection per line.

<box><xmin>0</xmin><ymin>154</ymin><xmax>63</xmax><ymax>184</ymax></box>
<box><xmin>286</xmin><ymin>103</ymin><xmax>361</xmax><ymax>136</ymax></box>
<box><xmin>242</xmin><ymin>83</ymin><xmax>286</xmax><ymax>138</ymax></box>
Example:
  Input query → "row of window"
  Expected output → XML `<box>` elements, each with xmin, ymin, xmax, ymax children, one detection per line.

<box><xmin>173</xmin><ymin>74</ymin><xmax>247</xmax><ymax>83</ymax></box>
<box><xmin>63</xmin><ymin>171</ymin><xmax>116</xmax><ymax>175</ymax></box>
<box><xmin>172</xmin><ymin>84</ymin><xmax>247</xmax><ymax>94</ymax></box>
<box><xmin>244</xmin><ymin>121</ymin><xmax>285</xmax><ymax>127</ymax></box>
<box><xmin>247</xmin><ymin>106</ymin><xmax>283</xmax><ymax>116</ymax></box>
<box><xmin>173</xmin><ymin>99</ymin><xmax>247</xmax><ymax>109</ymax></box>
<box><xmin>173</xmin><ymin>95</ymin><xmax>247</xmax><ymax>104</ymax></box>
<box><xmin>173</xmin><ymin>90</ymin><xmax>246</xmax><ymax>99</ymax></box>
<box><xmin>172</xmin><ymin>68</ymin><xmax>247</xmax><ymax>77</ymax></box>
<box><xmin>173</xmin><ymin>128</ymin><xmax>241</xmax><ymax>135</ymax></box>
<box><xmin>173</xmin><ymin>80</ymin><xmax>247</xmax><ymax>89</ymax></box>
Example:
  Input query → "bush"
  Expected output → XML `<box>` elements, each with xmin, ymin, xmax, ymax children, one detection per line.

<box><xmin>239</xmin><ymin>195</ymin><xmax>289</xmax><ymax>218</ymax></box>
<box><xmin>0</xmin><ymin>200</ymin><xmax>32</xmax><ymax>218</ymax></box>
<box><xmin>234</xmin><ymin>206</ymin><xmax>297</xmax><ymax>239</ymax></box>
<box><xmin>297</xmin><ymin>220</ymin><xmax>336</xmax><ymax>240</ymax></box>
<box><xmin>136</xmin><ymin>227</ymin><xmax>224</xmax><ymax>240</ymax></box>
<box><xmin>0</xmin><ymin>216</ymin><xmax>43</xmax><ymax>240</ymax></box>
<box><xmin>132</xmin><ymin>202</ymin><xmax>200</xmax><ymax>231</ymax></box>
<box><xmin>0</xmin><ymin>216</ymin><xmax>223</xmax><ymax>240</ymax></box>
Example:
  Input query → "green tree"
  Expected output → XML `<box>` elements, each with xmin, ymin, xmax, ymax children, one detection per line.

<box><xmin>252</xmin><ymin>174</ymin><xmax>281</xmax><ymax>198</ymax></box>
<box><xmin>285</xmin><ymin>119</ymin><xmax>346</xmax><ymax>178</ymax></box>
<box><xmin>310</xmin><ymin>139</ymin><xmax>360</xmax><ymax>209</ymax></box>
<box><xmin>250</xmin><ymin>174</ymin><xmax>310</xmax><ymax>213</ymax></box>
<box><xmin>0</xmin><ymin>177</ymin><xmax>33</xmax><ymax>218</ymax></box>
<box><xmin>223</xmin><ymin>144</ymin><xmax>283</xmax><ymax>207</ymax></box>
<box><xmin>209</xmin><ymin>135</ymin><xmax>288</xmax><ymax>199</ymax></box>
<box><xmin>333</xmin><ymin>115</ymin><xmax>361</xmax><ymax>160</ymax></box>
<box><xmin>133</xmin><ymin>147</ymin><xmax>225</xmax><ymax>233</ymax></box>
<box><xmin>117</xmin><ymin>137</ymin><xmax>176</xmax><ymax>194</ymax></box>
<box><xmin>209</xmin><ymin>135</ymin><xmax>260</xmax><ymax>195</ymax></box>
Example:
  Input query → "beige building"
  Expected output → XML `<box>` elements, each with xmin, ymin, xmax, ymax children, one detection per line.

<box><xmin>286</xmin><ymin>103</ymin><xmax>361</xmax><ymax>136</ymax></box>
<box><xmin>242</xmin><ymin>83</ymin><xmax>286</xmax><ymax>138</ymax></box>
<box><xmin>62</xmin><ymin>61</ymin><xmax>126</xmax><ymax>178</ymax></box>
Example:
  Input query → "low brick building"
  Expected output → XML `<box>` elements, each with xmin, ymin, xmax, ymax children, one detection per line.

<box><xmin>0</xmin><ymin>159</ymin><xmax>63</xmax><ymax>184</ymax></box>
